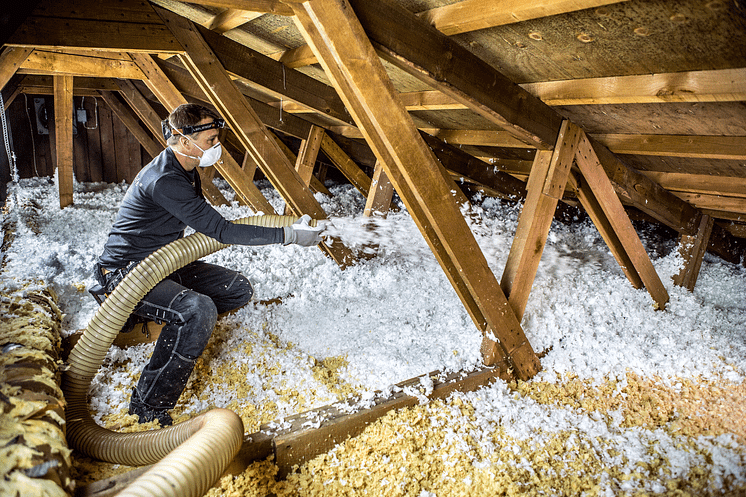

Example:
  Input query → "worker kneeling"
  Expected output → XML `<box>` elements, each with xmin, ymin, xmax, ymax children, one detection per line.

<box><xmin>93</xmin><ymin>103</ymin><xmax>326</xmax><ymax>426</ymax></box>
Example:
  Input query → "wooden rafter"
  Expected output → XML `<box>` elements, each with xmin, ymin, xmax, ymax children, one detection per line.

<box><xmin>575</xmin><ymin>133</ymin><xmax>670</xmax><ymax>307</ymax></box>
<box><xmin>153</xmin><ymin>4</ymin><xmax>354</xmax><ymax>265</ymax></box>
<box><xmin>320</xmin><ymin>133</ymin><xmax>372</xmax><ymax>197</ymax></box>
<box><xmin>0</xmin><ymin>47</ymin><xmax>33</xmax><ymax>90</ymax></box>
<box><xmin>416</xmin><ymin>0</ymin><xmax>629</xmax><ymax>36</ymax></box>
<box><xmin>290</xmin><ymin>0</ymin><xmax>540</xmax><ymax>377</ymax></box>
<box><xmin>97</xmin><ymin>91</ymin><xmax>162</xmax><ymax>158</ymax></box>
<box><xmin>205</xmin><ymin>9</ymin><xmax>263</xmax><ymax>33</ymax></box>
<box><xmin>639</xmin><ymin>172</ymin><xmax>746</xmax><ymax>198</ymax></box>
<box><xmin>593</xmin><ymin>134</ymin><xmax>746</xmax><ymax>161</ymax></box>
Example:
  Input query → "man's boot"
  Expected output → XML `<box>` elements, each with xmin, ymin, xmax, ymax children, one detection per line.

<box><xmin>129</xmin><ymin>353</ymin><xmax>197</xmax><ymax>426</ymax></box>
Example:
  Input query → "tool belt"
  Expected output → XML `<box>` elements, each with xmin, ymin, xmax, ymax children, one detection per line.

<box><xmin>89</xmin><ymin>261</ymin><xmax>147</xmax><ymax>334</ymax></box>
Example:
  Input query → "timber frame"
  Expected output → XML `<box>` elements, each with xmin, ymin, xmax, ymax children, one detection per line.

<box><xmin>2</xmin><ymin>0</ymin><xmax>746</xmax><ymax>474</ymax></box>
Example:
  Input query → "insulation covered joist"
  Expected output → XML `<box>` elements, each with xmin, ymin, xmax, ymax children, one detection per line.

<box><xmin>0</xmin><ymin>285</ymin><xmax>72</xmax><ymax>496</ymax></box>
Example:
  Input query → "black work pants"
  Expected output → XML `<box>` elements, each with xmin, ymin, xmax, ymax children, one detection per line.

<box><xmin>126</xmin><ymin>261</ymin><xmax>253</xmax><ymax>410</ymax></box>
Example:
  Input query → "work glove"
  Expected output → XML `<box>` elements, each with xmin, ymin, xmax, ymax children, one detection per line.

<box><xmin>283</xmin><ymin>214</ymin><xmax>327</xmax><ymax>247</ymax></box>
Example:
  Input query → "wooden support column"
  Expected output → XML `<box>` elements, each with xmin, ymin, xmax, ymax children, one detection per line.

<box><xmin>500</xmin><ymin>121</ymin><xmax>582</xmax><ymax>320</ymax></box>
<box><xmin>673</xmin><ymin>214</ymin><xmax>714</xmax><ymax>291</ymax></box>
<box><xmin>53</xmin><ymin>75</ymin><xmax>74</xmax><ymax>208</ymax></box>
<box><xmin>290</xmin><ymin>0</ymin><xmax>539</xmax><ymax>378</ymax></box>
<box><xmin>574</xmin><ymin>133</ymin><xmax>669</xmax><ymax>308</ymax></box>
<box><xmin>296</xmin><ymin>125</ymin><xmax>324</xmax><ymax>187</ymax></box>
<box><xmin>364</xmin><ymin>160</ymin><xmax>394</xmax><ymax>217</ymax></box>
<box><xmin>153</xmin><ymin>6</ymin><xmax>354</xmax><ymax>266</ymax></box>
<box><xmin>320</xmin><ymin>133</ymin><xmax>372</xmax><ymax>197</ymax></box>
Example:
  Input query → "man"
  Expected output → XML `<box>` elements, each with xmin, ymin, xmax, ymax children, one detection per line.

<box><xmin>94</xmin><ymin>103</ymin><xmax>325</xmax><ymax>426</ymax></box>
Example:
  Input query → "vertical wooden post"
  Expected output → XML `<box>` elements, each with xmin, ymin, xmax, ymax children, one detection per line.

<box><xmin>296</xmin><ymin>125</ymin><xmax>324</xmax><ymax>187</ymax></box>
<box><xmin>500</xmin><ymin>120</ymin><xmax>581</xmax><ymax>319</ymax></box>
<box><xmin>364</xmin><ymin>160</ymin><xmax>394</xmax><ymax>217</ymax></box>
<box><xmin>54</xmin><ymin>75</ymin><xmax>74</xmax><ymax>208</ymax></box>
<box><xmin>290</xmin><ymin>0</ymin><xmax>540</xmax><ymax>377</ymax></box>
<box><xmin>673</xmin><ymin>214</ymin><xmax>714</xmax><ymax>291</ymax></box>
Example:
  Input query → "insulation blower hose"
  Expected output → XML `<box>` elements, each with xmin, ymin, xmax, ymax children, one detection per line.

<box><xmin>62</xmin><ymin>215</ymin><xmax>308</xmax><ymax>497</ymax></box>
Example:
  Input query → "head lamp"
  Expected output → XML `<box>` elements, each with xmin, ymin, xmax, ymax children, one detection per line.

<box><xmin>162</xmin><ymin>118</ymin><xmax>226</xmax><ymax>140</ymax></box>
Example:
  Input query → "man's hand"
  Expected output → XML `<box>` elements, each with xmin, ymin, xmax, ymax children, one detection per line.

<box><xmin>283</xmin><ymin>215</ymin><xmax>328</xmax><ymax>247</ymax></box>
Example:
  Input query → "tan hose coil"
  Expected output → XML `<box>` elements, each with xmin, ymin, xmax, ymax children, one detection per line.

<box><xmin>63</xmin><ymin>215</ymin><xmax>307</xmax><ymax>497</ymax></box>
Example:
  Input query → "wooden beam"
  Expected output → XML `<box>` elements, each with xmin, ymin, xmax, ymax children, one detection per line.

<box><xmin>16</xmin><ymin>75</ymin><xmax>121</xmax><ymax>94</ymax></box>
<box><xmin>673</xmin><ymin>214</ymin><xmax>714</xmax><ymax>291</ymax></box>
<box><xmin>270</xmin><ymin>132</ymin><xmax>332</xmax><ymax>196</ymax></box>
<box><xmin>638</xmin><ymin>172</ymin><xmax>746</xmax><ymax>198</ymax></box>
<box><xmin>272</xmin><ymin>363</ymin><xmax>511</xmax><ymax>478</ymax></box>
<box><xmin>6</xmin><ymin>0</ymin><xmax>183</xmax><ymax>53</ymax></box>
<box><xmin>593</xmin><ymin>134</ymin><xmax>746</xmax><ymax>160</ymax></box>
<box><xmin>398</xmin><ymin>90</ymin><xmax>467</xmax><ymax>111</ymax></box>
<box><xmin>521</xmin><ymin>68</ymin><xmax>746</xmax><ymax>106</ymax></box>
<box><xmin>18</xmin><ymin>50</ymin><xmax>145</xmax><ymax>79</ymax></box>
<box><xmin>291</xmin><ymin>0</ymin><xmax>540</xmax><ymax>377</ymax></box>
<box><xmin>417</xmin><ymin>0</ymin><xmax>629</xmax><ymax>36</ymax></box>
<box><xmin>129</xmin><ymin>52</ymin><xmax>189</xmax><ymax>111</ymax></box>
<box><xmin>349</xmin><ymin>0</ymin><xmax>564</xmax><ymax>150</ymax></box>
<box><xmin>205</xmin><ymin>9</ymin><xmax>263</xmax><ymax>33</ymax></box>
<box><xmin>673</xmin><ymin>192</ymin><xmax>746</xmax><ymax>216</ymax></box>
<box><xmin>216</xmin><ymin>151</ymin><xmax>276</xmax><ymax>213</ymax></box>
<box><xmin>154</xmin><ymin>5</ymin><xmax>354</xmax><ymax>266</ymax></box>
<box><xmin>97</xmin><ymin>90</ymin><xmax>162</xmax><ymax>159</ymax></box>
<box><xmin>295</xmin><ymin>125</ymin><xmax>324</xmax><ymax>187</ymax></box>
<box><xmin>115</xmin><ymin>79</ymin><xmax>168</xmax><ymax>147</ymax></box>
<box><xmin>418</xmin><ymin>128</ymin><xmax>529</xmax><ymax>148</ymax></box>
<box><xmin>166</xmin><ymin>0</ymin><xmax>293</xmax><ymax>15</ymax></box>
<box><xmin>501</xmin><ymin>121</ymin><xmax>582</xmax><ymax>320</ymax></box>
<box><xmin>274</xmin><ymin>44</ymin><xmax>318</xmax><ymax>69</ymax></box>
<box><xmin>53</xmin><ymin>75</ymin><xmax>74</xmax><ymax>208</ymax></box>
<box><xmin>364</xmin><ymin>160</ymin><xmax>394</xmax><ymax>217</ymax></box>
<box><xmin>574</xmin><ymin>132</ymin><xmax>669</xmax><ymax>308</ymax></box>
<box><xmin>0</xmin><ymin>47</ymin><xmax>33</xmax><ymax>92</ymax></box>
<box><xmin>320</xmin><ymin>133</ymin><xmax>372</xmax><ymax>197</ymax></box>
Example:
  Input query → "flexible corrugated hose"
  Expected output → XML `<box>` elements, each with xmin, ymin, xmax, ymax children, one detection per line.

<box><xmin>63</xmin><ymin>215</ymin><xmax>308</xmax><ymax>497</ymax></box>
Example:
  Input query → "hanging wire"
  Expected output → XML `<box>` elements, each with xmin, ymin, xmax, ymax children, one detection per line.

<box><xmin>81</xmin><ymin>96</ymin><xmax>99</xmax><ymax>130</ymax></box>
<box><xmin>23</xmin><ymin>94</ymin><xmax>39</xmax><ymax>177</ymax></box>
<box><xmin>0</xmin><ymin>91</ymin><xmax>18</xmax><ymax>183</ymax></box>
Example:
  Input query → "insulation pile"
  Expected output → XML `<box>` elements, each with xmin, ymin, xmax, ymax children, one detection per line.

<box><xmin>0</xmin><ymin>284</ymin><xmax>72</xmax><ymax>496</ymax></box>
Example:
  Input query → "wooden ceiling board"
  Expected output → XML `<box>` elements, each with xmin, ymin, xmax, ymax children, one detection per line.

<box><xmin>616</xmin><ymin>155</ymin><xmax>746</xmax><ymax>178</ymax></box>
<box><xmin>554</xmin><ymin>102</ymin><xmax>746</xmax><ymax>136</ymax></box>
<box><xmin>451</xmin><ymin>0</ymin><xmax>746</xmax><ymax>84</ymax></box>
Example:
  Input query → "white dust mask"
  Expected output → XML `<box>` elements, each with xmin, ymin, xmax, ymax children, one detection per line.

<box><xmin>172</xmin><ymin>136</ymin><xmax>222</xmax><ymax>167</ymax></box>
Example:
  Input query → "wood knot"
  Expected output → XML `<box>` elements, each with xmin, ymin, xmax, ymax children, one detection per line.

<box><xmin>528</xmin><ymin>32</ymin><xmax>543</xmax><ymax>41</ymax></box>
<box><xmin>577</xmin><ymin>33</ymin><xmax>594</xmax><ymax>43</ymax></box>
<box><xmin>634</xmin><ymin>26</ymin><xmax>650</xmax><ymax>37</ymax></box>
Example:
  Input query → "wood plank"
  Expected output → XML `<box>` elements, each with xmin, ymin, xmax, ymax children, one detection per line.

<box><xmin>593</xmin><ymin>134</ymin><xmax>746</xmax><ymax>160</ymax></box>
<box><xmin>320</xmin><ymin>133</ymin><xmax>371</xmax><ymax>197</ymax></box>
<box><xmin>275</xmin><ymin>44</ymin><xmax>318</xmax><ymax>69</ymax></box>
<box><xmin>291</xmin><ymin>0</ymin><xmax>540</xmax><ymax>377</ymax></box>
<box><xmin>638</xmin><ymin>172</ymin><xmax>746</xmax><ymax>198</ymax></box>
<box><xmin>206</xmin><ymin>9</ymin><xmax>263</xmax><ymax>33</ymax></box>
<box><xmin>673</xmin><ymin>214</ymin><xmax>714</xmax><ymax>291</ymax></box>
<box><xmin>574</xmin><ymin>133</ymin><xmax>669</xmax><ymax>308</ymax></box>
<box><xmin>0</xmin><ymin>47</ymin><xmax>33</xmax><ymax>91</ymax></box>
<box><xmin>115</xmin><ymin>79</ymin><xmax>168</xmax><ymax>147</ymax></box>
<box><xmin>98</xmin><ymin>101</ymin><xmax>117</xmax><ymax>183</ymax></box>
<box><xmin>166</xmin><ymin>0</ymin><xmax>293</xmax><ymax>15</ymax></box>
<box><xmin>198</xmin><ymin>165</ymin><xmax>231</xmax><ymax>206</ymax></box>
<box><xmin>500</xmin><ymin>121</ymin><xmax>581</xmax><ymax>320</ymax></box>
<box><xmin>295</xmin><ymin>125</ymin><xmax>324</xmax><ymax>187</ymax></box>
<box><xmin>364</xmin><ymin>160</ymin><xmax>394</xmax><ymax>217</ymax></box>
<box><xmin>194</xmin><ymin>23</ymin><xmax>354</xmax><ymax>128</ymax></box>
<box><xmin>417</xmin><ymin>0</ymin><xmax>629</xmax><ymax>36</ymax></box>
<box><xmin>129</xmin><ymin>52</ymin><xmax>188</xmax><ymax>111</ymax></box>
<box><xmin>571</xmin><ymin>171</ymin><xmax>644</xmax><ymax>289</ymax></box>
<box><xmin>521</xmin><ymin>68</ymin><xmax>746</xmax><ymax>106</ymax></box>
<box><xmin>18</xmin><ymin>50</ymin><xmax>145</xmax><ymax>79</ymax></box>
<box><xmin>348</xmin><ymin>0</ymin><xmax>564</xmax><ymax>150</ymax></box>
<box><xmin>17</xmin><ymin>75</ymin><xmax>121</xmax><ymax>94</ymax></box>
<box><xmin>53</xmin><ymin>75</ymin><xmax>74</xmax><ymax>208</ymax></box>
<box><xmin>97</xmin><ymin>91</ymin><xmax>161</xmax><ymax>159</ymax></box>
<box><xmin>155</xmin><ymin>5</ymin><xmax>354</xmax><ymax>266</ymax></box>
<box><xmin>417</xmin><ymin>127</ymin><xmax>528</xmax><ymax>148</ymax></box>
<box><xmin>673</xmin><ymin>192</ymin><xmax>746</xmax><ymax>216</ymax></box>
<box><xmin>398</xmin><ymin>90</ymin><xmax>467</xmax><ymax>111</ymax></box>
<box><xmin>273</xmin><ymin>362</ymin><xmax>512</xmax><ymax>478</ymax></box>
<box><xmin>6</xmin><ymin>18</ymin><xmax>182</xmax><ymax>53</ymax></box>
